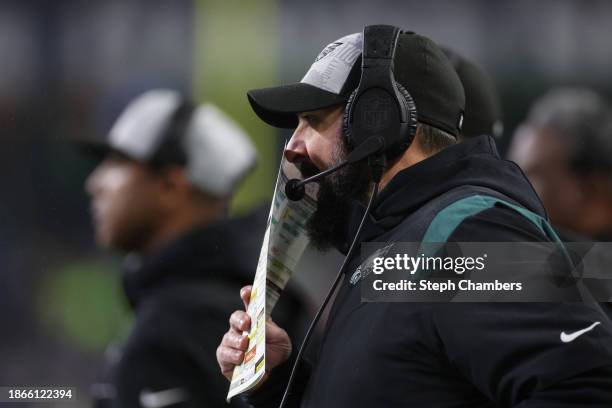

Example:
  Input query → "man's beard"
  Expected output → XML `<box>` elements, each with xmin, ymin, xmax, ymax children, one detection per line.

<box><xmin>301</xmin><ymin>138</ymin><xmax>371</xmax><ymax>251</ymax></box>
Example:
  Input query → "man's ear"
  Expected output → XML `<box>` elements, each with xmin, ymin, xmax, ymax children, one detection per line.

<box><xmin>583</xmin><ymin>172</ymin><xmax>612</xmax><ymax>205</ymax></box>
<box><xmin>158</xmin><ymin>165</ymin><xmax>192</xmax><ymax>199</ymax></box>
<box><xmin>574</xmin><ymin>172</ymin><xmax>612</xmax><ymax>234</ymax></box>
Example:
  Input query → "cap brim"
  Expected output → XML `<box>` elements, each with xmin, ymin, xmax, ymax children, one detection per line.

<box><xmin>72</xmin><ymin>139</ymin><xmax>130</xmax><ymax>162</ymax></box>
<box><xmin>247</xmin><ymin>83</ymin><xmax>348</xmax><ymax>129</ymax></box>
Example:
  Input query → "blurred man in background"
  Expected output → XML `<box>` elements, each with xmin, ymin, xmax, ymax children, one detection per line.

<box><xmin>442</xmin><ymin>48</ymin><xmax>503</xmax><ymax>141</ymax></box>
<box><xmin>509</xmin><ymin>87</ymin><xmax>612</xmax><ymax>241</ymax></box>
<box><xmin>81</xmin><ymin>89</ymin><xmax>295</xmax><ymax>408</ymax></box>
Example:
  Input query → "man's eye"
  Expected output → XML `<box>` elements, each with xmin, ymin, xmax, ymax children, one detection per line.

<box><xmin>304</xmin><ymin>115</ymin><xmax>319</xmax><ymax>126</ymax></box>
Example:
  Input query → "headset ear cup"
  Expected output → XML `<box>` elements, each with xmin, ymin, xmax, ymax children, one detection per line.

<box><xmin>387</xmin><ymin>82</ymin><xmax>418</xmax><ymax>158</ymax></box>
<box><xmin>344</xmin><ymin>83</ymin><xmax>417</xmax><ymax>157</ymax></box>
<box><xmin>342</xmin><ymin>89</ymin><xmax>358</xmax><ymax>149</ymax></box>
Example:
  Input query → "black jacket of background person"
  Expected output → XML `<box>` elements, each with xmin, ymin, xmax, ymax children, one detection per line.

<box><xmin>246</xmin><ymin>136</ymin><xmax>612</xmax><ymax>408</ymax></box>
<box><xmin>91</xmin><ymin>206</ymin><xmax>308</xmax><ymax>408</ymax></box>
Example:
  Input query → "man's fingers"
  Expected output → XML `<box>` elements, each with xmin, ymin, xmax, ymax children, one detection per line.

<box><xmin>221</xmin><ymin>346</ymin><xmax>244</xmax><ymax>365</ymax></box>
<box><xmin>222</xmin><ymin>331</ymin><xmax>249</xmax><ymax>350</ymax></box>
<box><xmin>229</xmin><ymin>310</ymin><xmax>251</xmax><ymax>332</ymax></box>
<box><xmin>240</xmin><ymin>285</ymin><xmax>252</xmax><ymax>310</ymax></box>
<box><xmin>217</xmin><ymin>345</ymin><xmax>245</xmax><ymax>375</ymax></box>
<box><xmin>218</xmin><ymin>288</ymin><xmax>254</xmax><ymax>382</ymax></box>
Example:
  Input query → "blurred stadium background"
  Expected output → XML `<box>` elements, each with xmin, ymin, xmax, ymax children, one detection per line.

<box><xmin>1</xmin><ymin>0</ymin><xmax>611</xmax><ymax>406</ymax></box>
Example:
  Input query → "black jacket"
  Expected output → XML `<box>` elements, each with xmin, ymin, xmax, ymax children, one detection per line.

<box><xmin>92</xmin><ymin>207</ymin><xmax>307</xmax><ymax>408</ymax></box>
<box><xmin>248</xmin><ymin>136</ymin><xmax>612</xmax><ymax>408</ymax></box>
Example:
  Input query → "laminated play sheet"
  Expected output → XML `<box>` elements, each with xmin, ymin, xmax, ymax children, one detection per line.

<box><xmin>227</xmin><ymin>156</ymin><xmax>317</xmax><ymax>401</ymax></box>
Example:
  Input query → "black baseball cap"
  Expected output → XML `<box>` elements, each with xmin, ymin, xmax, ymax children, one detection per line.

<box><xmin>247</xmin><ymin>30</ymin><xmax>465</xmax><ymax>137</ymax></box>
<box><xmin>442</xmin><ymin>48</ymin><xmax>503</xmax><ymax>139</ymax></box>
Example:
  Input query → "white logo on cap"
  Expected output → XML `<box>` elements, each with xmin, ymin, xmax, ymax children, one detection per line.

<box><xmin>315</xmin><ymin>41</ymin><xmax>343</xmax><ymax>62</ymax></box>
<box><xmin>301</xmin><ymin>33</ymin><xmax>362</xmax><ymax>94</ymax></box>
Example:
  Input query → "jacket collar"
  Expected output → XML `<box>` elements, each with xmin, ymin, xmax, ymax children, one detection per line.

<box><xmin>122</xmin><ymin>208</ymin><xmax>267</xmax><ymax>308</ymax></box>
<box><xmin>343</xmin><ymin>136</ymin><xmax>546</xmax><ymax>249</ymax></box>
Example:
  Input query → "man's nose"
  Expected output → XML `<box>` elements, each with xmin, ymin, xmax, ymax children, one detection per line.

<box><xmin>85</xmin><ymin>166</ymin><xmax>102</xmax><ymax>196</ymax></box>
<box><xmin>284</xmin><ymin>130</ymin><xmax>308</xmax><ymax>164</ymax></box>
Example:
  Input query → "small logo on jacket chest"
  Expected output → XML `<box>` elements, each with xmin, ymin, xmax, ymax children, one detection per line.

<box><xmin>349</xmin><ymin>243</ymin><xmax>394</xmax><ymax>285</ymax></box>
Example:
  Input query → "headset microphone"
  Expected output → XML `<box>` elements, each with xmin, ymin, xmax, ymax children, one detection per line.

<box><xmin>285</xmin><ymin>135</ymin><xmax>385</xmax><ymax>201</ymax></box>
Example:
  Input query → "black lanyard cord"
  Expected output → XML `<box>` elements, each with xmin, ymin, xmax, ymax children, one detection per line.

<box><xmin>278</xmin><ymin>180</ymin><xmax>380</xmax><ymax>408</ymax></box>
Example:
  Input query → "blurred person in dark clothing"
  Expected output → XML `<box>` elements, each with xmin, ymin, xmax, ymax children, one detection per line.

<box><xmin>442</xmin><ymin>48</ymin><xmax>503</xmax><ymax>141</ymax></box>
<box><xmin>509</xmin><ymin>87</ymin><xmax>612</xmax><ymax>241</ymax></box>
<box><xmin>81</xmin><ymin>89</ymin><xmax>306</xmax><ymax>408</ymax></box>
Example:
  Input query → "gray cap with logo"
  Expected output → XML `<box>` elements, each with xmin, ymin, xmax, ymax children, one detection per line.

<box><xmin>79</xmin><ymin>89</ymin><xmax>257</xmax><ymax>197</ymax></box>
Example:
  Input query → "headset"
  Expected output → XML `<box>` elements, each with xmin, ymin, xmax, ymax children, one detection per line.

<box><xmin>279</xmin><ymin>25</ymin><xmax>416</xmax><ymax>407</ymax></box>
<box><xmin>343</xmin><ymin>24</ymin><xmax>418</xmax><ymax>160</ymax></box>
<box><xmin>285</xmin><ymin>24</ymin><xmax>418</xmax><ymax>199</ymax></box>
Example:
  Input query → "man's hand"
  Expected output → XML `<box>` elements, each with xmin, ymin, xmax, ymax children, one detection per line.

<box><xmin>216</xmin><ymin>285</ymin><xmax>292</xmax><ymax>384</ymax></box>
